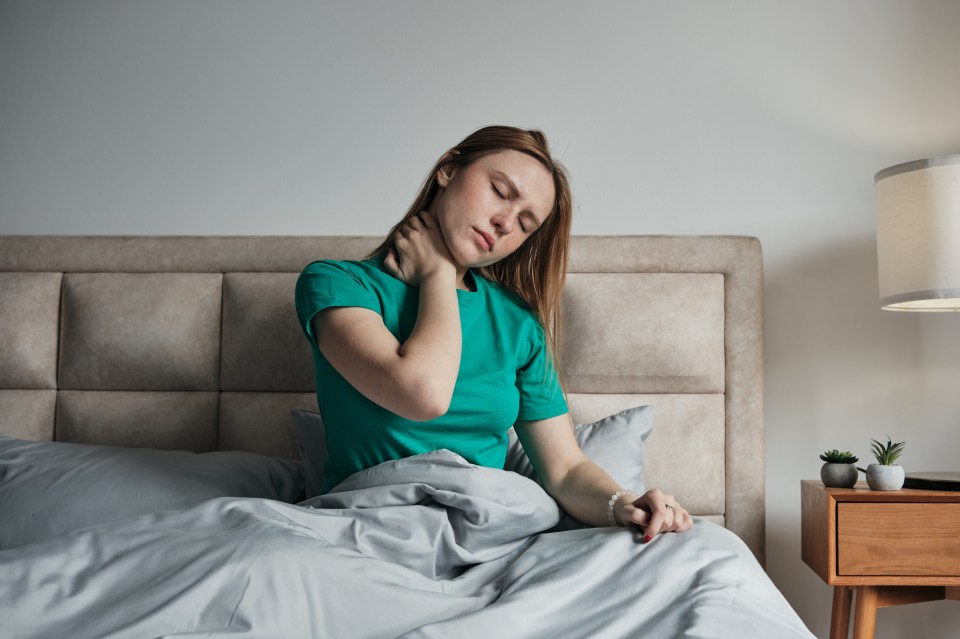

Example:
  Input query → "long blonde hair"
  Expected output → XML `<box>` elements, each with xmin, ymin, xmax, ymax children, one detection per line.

<box><xmin>367</xmin><ymin>125</ymin><xmax>573</xmax><ymax>384</ymax></box>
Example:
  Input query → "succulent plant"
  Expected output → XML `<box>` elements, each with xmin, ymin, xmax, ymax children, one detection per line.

<box><xmin>819</xmin><ymin>450</ymin><xmax>859</xmax><ymax>464</ymax></box>
<box><xmin>869</xmin><ymin>436</ymin><xmax>905</xmax><ymax>466</ymax></box>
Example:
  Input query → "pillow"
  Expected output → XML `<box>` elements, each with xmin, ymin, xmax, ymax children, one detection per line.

<box><xmin>291</xmin><ymin>408</ymin><xmax>328</xmax><ymax>498</ymax></box>
<box><xmin>505</xmin><ymin>404</ymin><xmax>654</xmax><ymax>494</ymax></box>
<box><xmin>0</xmin><ymin>435</ymin><xmax>305</xmax><ymax>550</ymax></box>
<box><xmin>291</xmin><ymin>405</ymin><xmax>653</xmax><ymax>500</ymax></box>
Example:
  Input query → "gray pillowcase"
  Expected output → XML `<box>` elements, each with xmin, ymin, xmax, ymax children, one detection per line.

<box><xmin>505</xmin><ymin>404</ymin><xmax>654</xmax><ymax>494</ymax></box>
<box><xmin>0</xmin><ymin>435</ymin><xmax>305</xmax><ymax>550</ymax></box>
<box><xmin>291</xmin><ymin>405</ymin><xmax>653</xmax><ymax>499</ymax></box>
<box><xmin>291</xmin><ymin>408</ymin><xmax>328</xmax><ymax>498</ymax></box>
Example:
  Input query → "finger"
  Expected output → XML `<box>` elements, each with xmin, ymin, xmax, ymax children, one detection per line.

<box><xmin>670</xmin><ymin>508</ymin><xmax>690</xmax><ymax>532</ymax></box>
<box><xmin>622</xmin><ymin>505</ymin><xmax>650</xmax><ymax>527</ymax></box>
<box><xmin>383</xmin><ymin>248</ymin><xmax>398</xmax><ymax>275</ymax></box>
<box><xmin>664</xmin><ymin>505</ymin><xmax>677</xmax><ymax>528</ymax></box>
<box><xmin>643</xmin><ymin>510</ymin><xmax>665</xmax><ymax>543</ymax></box>
<box><xmin>661</xmin><ymin>508</ymin><xmax>677</xmax><ymax>532</ymax></box>
<box><xmin>657</xmin><ymin>502</ymin><xmax>681</xmax><ymax>533</ymax></box>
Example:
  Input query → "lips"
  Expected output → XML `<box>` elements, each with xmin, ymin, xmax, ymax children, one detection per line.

<box><xmin>473</xmin><ymin>228</ymin><xmax>494</xmax><ymax>252</ymax></box>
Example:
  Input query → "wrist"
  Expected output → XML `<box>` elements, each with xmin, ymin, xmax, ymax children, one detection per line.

<box><xmin>606</xmin><ymin>489</ymin><xmax>640</xmax><ymax>527</ymax></box>
<box><xmin>420</xmin><ymin>262</ymin><xmax>457</xmax><ymax>284</ymax></box>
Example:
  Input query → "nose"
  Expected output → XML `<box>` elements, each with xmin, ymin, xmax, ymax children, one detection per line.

<box><xmin>491</xmin><ymin>208</ymin><xmax>516</xmax><ymax>235</ymax></box>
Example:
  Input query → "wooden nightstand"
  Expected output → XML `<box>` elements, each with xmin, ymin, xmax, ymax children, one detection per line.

<box><xmin>801</xmin><ymin>480</ymin><xmax>960</xmax><ymax>639</ymax></box>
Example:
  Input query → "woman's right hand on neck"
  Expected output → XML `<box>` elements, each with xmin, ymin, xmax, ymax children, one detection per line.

<box><xmin>383</xmin><ymin>211</ymin><xmax>457</xmax><ymax>286</ymax></box>
<box><xmin>313</xmin><ymin>208</ymin><xmax>463</xmax><ymax>421</ymax></box>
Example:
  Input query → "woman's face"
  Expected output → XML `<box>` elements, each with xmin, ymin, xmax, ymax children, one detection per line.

<box><xmin>430</xmin><ymin>150</ymin><xmax>555</xmax><ymax>269</ymax></box>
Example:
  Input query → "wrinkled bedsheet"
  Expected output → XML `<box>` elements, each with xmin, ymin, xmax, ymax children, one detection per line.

<box><xmin>0</xmin><ymin>450</ymin><xmax>813</xmax><ymax>639</ymax></box>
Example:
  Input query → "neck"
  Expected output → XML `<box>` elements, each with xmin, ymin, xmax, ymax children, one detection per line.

<box><xmin>424</xmin><ymin>197</ymin><xmax>473</xmax><ymax>291</ymax></box>
<box><xmin>457</xmin><ymin>266</ymin><xmax>474</xmax><ymax>291</ymax></box>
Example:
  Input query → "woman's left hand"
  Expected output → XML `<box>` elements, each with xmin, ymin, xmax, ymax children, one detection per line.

<box><xmin>616</xmin><ymin>488</ymin><xmax>693</xmax><ymax>542</ymax></box>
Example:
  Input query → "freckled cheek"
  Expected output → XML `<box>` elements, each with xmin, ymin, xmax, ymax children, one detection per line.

<box><xmin>498</xmin><ymin>238</ymin><xmax>524</xmax><ymax>258</ymax></box>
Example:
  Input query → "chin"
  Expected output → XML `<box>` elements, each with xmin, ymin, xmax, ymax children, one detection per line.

<box><xmin>451</xmin><ymin>243</ymin><xmax>486</xmax><ymax>268</ymax></box>
<box><xmin>466</xmin><ymin>245</ymin><xmax>495</xmax><ymax>265</ymax></box>
<box><xmin>474</xmin><ymin>257</ymin><xmax>501</xmax><ymax>270</ymax></box>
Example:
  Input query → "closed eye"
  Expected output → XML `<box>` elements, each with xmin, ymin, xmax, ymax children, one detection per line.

<box><xmin>520</xmin><ymin>212</ymin><xmax>539</xmax><ymax>234</ymax></box>
<box><xmin>492</xmin><ymin>183</ymin><xmax>507</xmax><ymax>199</ymax></box>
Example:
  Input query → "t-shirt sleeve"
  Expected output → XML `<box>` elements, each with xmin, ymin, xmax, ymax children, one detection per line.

<box><xmin>515</xmin><ymin>318</ymin><xmax>568</xmax><ymax>422</ymax></box>
<box><xmin>295</xmin><ymin>260</ymin><xmax>381</xmax><ymax>348</ymax></box>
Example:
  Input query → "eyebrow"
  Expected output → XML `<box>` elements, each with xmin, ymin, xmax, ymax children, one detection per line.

<box><xmin>493</xmin><ymin>171</ymin><xmax>544</xmax><ymax>227</ymax></box>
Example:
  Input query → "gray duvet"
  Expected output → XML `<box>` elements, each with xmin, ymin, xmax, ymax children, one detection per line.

<box><xmin>0</xmin><ymin>451</ymin><xmax>813</xmax><ymax>639</ymax></box>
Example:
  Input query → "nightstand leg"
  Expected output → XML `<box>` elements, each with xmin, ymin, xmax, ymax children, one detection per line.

<box><xmin>852</xmin><ymin>586</ymin><xmax>879</xmax><ymax>639</ymax></box>
<box><xmin>830</xmin><ymin>586</ymin><xmax>852</xmax><ymax>639</ymax></box>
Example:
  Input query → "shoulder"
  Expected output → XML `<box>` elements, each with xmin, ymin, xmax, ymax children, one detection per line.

<box><xmin>298</xmin><ymin>258</ymin><xmax>389</xmax><ymax>288</ymax></box>
<box><xmin>294</xmin><ymin>258</ymin><xmax>391</xmax><ymax>327</ymax></box>
<box><xmin>300</xmin><ymin>258</ymin><xmax>375</xmax><ymax>278</ymax></box>
<box><xmin>295</xmin><ymin>259</ymin><xmax>392</xmax><ymax>312</ymax></box>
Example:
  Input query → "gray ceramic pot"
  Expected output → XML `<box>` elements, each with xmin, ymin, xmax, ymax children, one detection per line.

<box><xmin>865</xmin><ymin>464</ymin><xmax>904</xmax><ymax>491</ymax></box>
<box><xmin>820</xmin><ymin>463</ymin><xmax>858</xmax><ymax>488</ymax></box>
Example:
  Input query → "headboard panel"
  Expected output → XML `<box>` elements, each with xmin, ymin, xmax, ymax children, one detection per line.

<box><xmin>0</xmin><ymin>235</ymin><xmax>764</xmax><ymax>562</ymax></box>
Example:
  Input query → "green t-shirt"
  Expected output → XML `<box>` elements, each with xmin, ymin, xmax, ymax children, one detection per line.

<box><xmin>294</xmin><ymin>256</ymin><xmax>568</xmax><ymax>492</ymax></box>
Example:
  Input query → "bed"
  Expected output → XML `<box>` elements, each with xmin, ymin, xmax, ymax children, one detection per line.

<box><xmin>0</xmin><ymin>235</ymin><xmax>812</xmax><ymax>639</ymax></box>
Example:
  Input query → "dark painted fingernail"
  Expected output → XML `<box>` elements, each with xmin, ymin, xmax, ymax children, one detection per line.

<box><xmin>643</xmin><ymin>535</ymin><xmax>652</xmax><ymax>543</ymax></box>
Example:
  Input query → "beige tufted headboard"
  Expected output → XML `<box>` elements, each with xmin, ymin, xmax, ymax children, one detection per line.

<box><xmin>0</xmin><ymin>235</ymin><xmax>765</xmax><ymax>563</ymax></box>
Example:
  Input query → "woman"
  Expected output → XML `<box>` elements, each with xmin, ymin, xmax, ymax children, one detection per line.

<box><xmin>295</xmin><ymin>125</ymin><xmax>692</xmax><ymax>541</ymax></box>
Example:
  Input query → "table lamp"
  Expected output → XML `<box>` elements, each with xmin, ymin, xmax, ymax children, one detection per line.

<box><xmin>874</xmin><ymin>153</ymin><xmax>960</xmax><ymax>489</ymax></box>
<box><xmin>875</xmin><ymin>154</ymin><xmax>960</xmax><ymax>311</ymax></box>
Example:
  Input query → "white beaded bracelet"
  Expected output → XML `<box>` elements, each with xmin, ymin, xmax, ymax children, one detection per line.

<box><xmin>607</xmin><ymin>489</ymin><xmax>633</xmax><ymax>527</ymax></box>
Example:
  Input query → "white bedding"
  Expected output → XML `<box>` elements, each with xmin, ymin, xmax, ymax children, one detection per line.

<box><xmin>0</xmin><ymin>450</ymin><xmax>812</xmax><ymax>639</ymax></box>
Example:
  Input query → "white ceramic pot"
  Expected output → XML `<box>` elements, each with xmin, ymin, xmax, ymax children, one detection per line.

<box><xmin>820</xmin><ymin>463</ymin><xmax>858</xmax><ymax>488</ymax></box>
<box><xmin>865</xmin><ymin>464</ymin><xmax>905</xmax><ymax>491</ymax></box>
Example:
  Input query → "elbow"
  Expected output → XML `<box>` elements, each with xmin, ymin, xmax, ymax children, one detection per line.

<box><xmin>408</xmin><ymin>404</ymin><xmax>448</xmax><ymax>422</ymax></box>
<box><xmin>386</xmin><ymin>356</ymin><xmax>455</xmax><ymax>421</ymax></box>
<box><xmin>411</xmin><ymin>390</ymin><xmax>452</xmax><ymax>422</ymax></box>
<box><xmin>546</xmin><ymin>456</ymin><xmax>591</xmax><ymax>497</ymax></box>
<box><xmin>404</xmin><ymin>378</ymin><xmax>453</xmax><ymax>422</ymax></box>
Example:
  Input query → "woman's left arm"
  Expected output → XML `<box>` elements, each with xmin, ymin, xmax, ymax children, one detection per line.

<box><xmin>514</xmin><ymin>414</ymin><xmax>694</xmax><ymax>540</ymax></box>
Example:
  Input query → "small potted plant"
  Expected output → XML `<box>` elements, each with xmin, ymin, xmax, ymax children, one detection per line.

<box><xmin>819</xmin><ymin>450</ymin><xmax>859</xmax><ymax>488</ymax></box>
<box><xmin>865</xmin><ymin>436</ymin><xmax>906</xmax><ymax>491</ymax></box>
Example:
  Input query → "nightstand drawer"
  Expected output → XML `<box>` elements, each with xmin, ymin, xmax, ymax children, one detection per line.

<box><xmin>838</xmin><ymin>503</ymin><xmax>960</xmax><ymax>576</ymax></box>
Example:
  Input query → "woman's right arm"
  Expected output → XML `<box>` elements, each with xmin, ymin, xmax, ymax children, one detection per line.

<box><xmin>310</xmin><ymin>211</ymin><xmax>462</xmax><ymax>422</ymax></box>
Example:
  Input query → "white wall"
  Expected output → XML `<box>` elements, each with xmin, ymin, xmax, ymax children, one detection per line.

<box><xmin>3</xmin><ymin>2</ymin><xmax>960</xmax><ymax>636</ymax></box>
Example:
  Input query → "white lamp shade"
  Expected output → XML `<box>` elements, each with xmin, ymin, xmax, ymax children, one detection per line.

<box><xmin>875</xmin><ymin>154</ymin><xmax>960</xmax><ymax>311</ymax></box>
